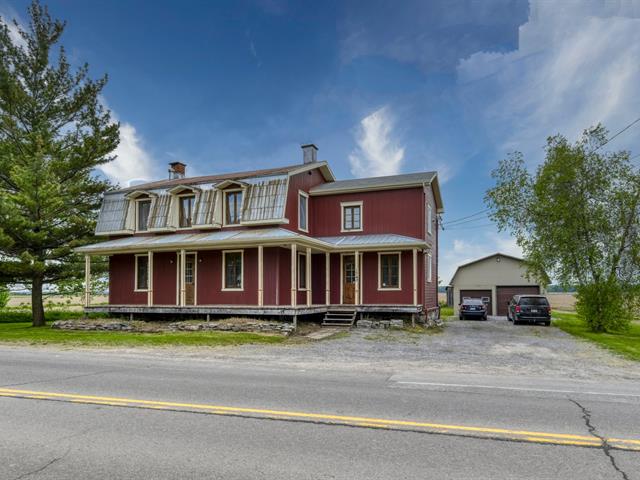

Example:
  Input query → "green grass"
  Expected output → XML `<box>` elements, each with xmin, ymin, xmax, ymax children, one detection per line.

<box><xmin>0</xmin><ymin>310</ymin><xmax>287</xmax><ymax>348</ymax></box>
<box><xmin>439</xmin><ymin>305</ymin><xmax>454</xmax><ymax>319</ymax></box>
<box><xmin>553</xmin><ymin>311</ymin><xmax>640</xmax><ymax>361</ymax></box>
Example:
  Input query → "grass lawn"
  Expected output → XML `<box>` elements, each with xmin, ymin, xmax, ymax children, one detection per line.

<box><xmin>553</xmin><ymin>311</ymin><xmax>640</xmax><ymax>362</ymax></box>
<box><xmin>0</xmin><ymin>310</ymin><xmax>287</xmax><ymax>348</ymax></box>
<box><xmin>440</xmin><ymin>306</ymin><xmax>454</xmax><ymax>318</ymax></box>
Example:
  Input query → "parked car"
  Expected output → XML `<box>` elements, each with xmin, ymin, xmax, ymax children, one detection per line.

<box><xmin>459</xmin><ymin>298</ymin><xmax>488</xmax><ymax>321</ymax></box>
<box><xmin>507</xmin><ymin>295</ymin><xmax>551</xmax><ymax>326</ymax></box>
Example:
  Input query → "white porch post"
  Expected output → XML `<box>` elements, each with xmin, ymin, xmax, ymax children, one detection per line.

<box><xmin>258</xmin><ymin>245</ymin><xmax>264</xmax><ymax>307</ymax></box>
<box><xmin>413</xmin><ymin>248</ymin><xmax>418</xmax><ymax>306</ymax></box>
<box><xmin>290</xmin><ymin>243</ymin><xmax>297</xmax><ymax>307</ymax></box>
<box><xmin>354</xmin><ymin>250</ymin><xmax>360</xmax><ymax>305</ymax></box>
<box><xmin>325</xmin><ymin>252</ymin><xmax>330</xmax><ymax>306</ymax></box>
<box><xmin>180</xmin><ymin>249</ymin><xmax>186</xmax><ymax>307</ymax></box>
<box><xmin>306</xmin><ymin>247</ymin><xmax>312</xmax><ymax>306</ymax></box>
<box><xmin>147</xmin><ymin>251</ymin><xmax>154</xmax><ymax>306</ymax></box>
<box><xmin>84</xmin><ymin>254</ymin><xmax>91</xmax><ymax>308</ymax></box>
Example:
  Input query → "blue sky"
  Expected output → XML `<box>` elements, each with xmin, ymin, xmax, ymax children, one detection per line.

<box><xmin>2</xmin><ymin>0</ymin><xmax>640</xmax><ymax>283</ymax></box>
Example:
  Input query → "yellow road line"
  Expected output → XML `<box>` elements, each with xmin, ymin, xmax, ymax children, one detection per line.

<box><xmin>0</xmin><ymin>387</ymin><xmax>638</xmax><ymax>450</ymax></box>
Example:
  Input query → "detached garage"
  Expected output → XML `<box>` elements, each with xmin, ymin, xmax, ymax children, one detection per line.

<box><xmin>448</xmin><ymin>253</ymin><xmax>542</xmax><ymax>317</ymax></box>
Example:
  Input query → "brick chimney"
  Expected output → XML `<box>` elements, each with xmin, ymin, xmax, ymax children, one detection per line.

<box><xmin>168</xmin><ymin>161</ymin><xmax>186</xmax><ymax>179</ymax></box>
<box><xmin>301</xmin><ymin>144</ymin><xmax>318</xmax><ymax>164</ymax></box>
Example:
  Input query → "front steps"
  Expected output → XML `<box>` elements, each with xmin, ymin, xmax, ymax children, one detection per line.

<box><xmin>321</xmin><ymin>309</ymin><xmax>357</xmax><ymax>328</ymax></box>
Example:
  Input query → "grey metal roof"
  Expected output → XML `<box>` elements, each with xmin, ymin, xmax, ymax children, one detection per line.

<box><xmin>309</xmin><ymin>171</ymin><xmax>437</xmax><ymax>195</ymax></box>
<box><xmin>317</xmin><ymin>234</ymin><xmax>426</xmax><ymax>248</ymax></box>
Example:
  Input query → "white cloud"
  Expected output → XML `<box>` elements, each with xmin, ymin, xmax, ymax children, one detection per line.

<box><xmin>0</xmin><ymin>6</ymin><xmax>28</xmax><ymax>48</ymax></box>
<box><xmin>349</xmin><ymin>106</ymin><xmax>405</xmax><ymax>177</ymax></box>
<box><xmin>457</xmin><ymin>0</ymin><xmax>640</xmax><ymax>163</ymax></box>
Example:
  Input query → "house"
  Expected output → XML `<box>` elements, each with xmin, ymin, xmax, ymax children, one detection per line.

<box><xmin>77</xmin><ymin>145</ymin><xmax>444</xmax><ymax>324</ymax></box>
<box><xmin>447</xmin><ymin>253</ymin><xmax>542</xmax><ymax>317</ymax></box>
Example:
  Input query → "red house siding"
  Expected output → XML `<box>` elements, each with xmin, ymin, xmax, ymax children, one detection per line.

<box><xmin>197</xmin><ymin>249</ymin><xmax>259</xmax><ymax>305</ymax></box>
<box><xmin>277</xmin><ymin>248</ymin><xmax>292</xmax><ymax>306</ymax></box>
<box><xmin>153</xmin><ymin>252</ymin><xmax>177</xmax><ymax>305</ymax></box>
<box><xmin>423</xmin><ymin>184</ymin><xmax>438</xmax><ymax>310</ymax></box>
<box><xmin>109</xmin><ymin>254</ymin><xmax>146</xmax><ymax>305</ymax></box>
<box><xmin>361</xmin><ymin>251</ymin><xmax>414</xmax><ymax>304</ymax></box>
<box><xmin>329</xmin><ymin>253</ymin><xmax>341</xmax><ymax>304</ymax></box>
<box><xmin>311</xmin><ymin>253</ymin><xmax>326</xmax><ymax>305</ymax></box>
<box><xmin>310</xmin><ymin>188</ymin><xmax>425</xmax><ymax>238</ymax></box>
<box><xmin>284</xmin><ymin>169</ymin><xmax>326</xmax><ymax>233</ymax></box>
<box><xmin>262</xmin><ymin>247</ymin><xmax>280</xmax><ymax>306</ymax></box>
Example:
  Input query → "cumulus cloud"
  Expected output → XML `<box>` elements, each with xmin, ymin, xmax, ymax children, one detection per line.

<box><xmin>458</xmin><ymin>0</ymin><xmax>640</xmax><ymax>163</ymax></box>
<box><xmin>0</xmin><ymin>6</ymin><xmax>28</xmax><ymax>48</ymax></box>
<box><xmin>349</xmin><ymin>106</ymin><xmax>405</xmax><ymax>177</ymax></box>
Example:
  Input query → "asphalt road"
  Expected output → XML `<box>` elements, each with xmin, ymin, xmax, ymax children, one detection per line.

<box><xmin>1</xmin><ymin>346</ymin><xmax>639</xmax><ymax>479</ymax></box>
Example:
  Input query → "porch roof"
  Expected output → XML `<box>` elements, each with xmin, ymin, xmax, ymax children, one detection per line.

<box><xmin>76</xmin><ymin>229</ymin><xmax>427</xmax><ymax>255</ymax></box>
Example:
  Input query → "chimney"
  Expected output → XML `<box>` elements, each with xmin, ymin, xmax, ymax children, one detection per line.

<box><xmin>168</xmin><ymin>161</ymin><xmax>186</xmax><ymax>179</ymax></box>
<box><xmin>301</xmin><ymin>144</ymin><xmax>318</xmax><ymax>164</ymax></box>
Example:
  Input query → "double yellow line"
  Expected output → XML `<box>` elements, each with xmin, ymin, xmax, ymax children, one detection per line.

<box><xmin>1</xmin><ymin>387</ymin><xmax>639</xmax><ymax>451</ymax></box>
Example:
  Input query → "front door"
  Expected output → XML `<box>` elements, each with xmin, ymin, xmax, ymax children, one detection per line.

<box><xmin>184</xmin><ymin>254</ymin><xmax>196</xmax><ymax>305</ymax></box>
<box><xmin>343</xmin><ymin>255</ymin><xmax>356</xmax><ymax>304</ymax></box>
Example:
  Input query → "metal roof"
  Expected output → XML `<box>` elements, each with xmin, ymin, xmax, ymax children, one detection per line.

<box><xmin>309</xmin><ymin>172</ymin><xmax>437</xmax><ymax>194</ymax></box>
<box><xmin>317</xmin><ymin>234</ymin><xmax>427</xmax><ymax>248</ymax></box>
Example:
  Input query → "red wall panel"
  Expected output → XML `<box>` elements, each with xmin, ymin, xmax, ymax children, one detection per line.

<box><xmin>197</xmin><ymin>248</ymin><xmax>259</xmax><ymax>305</ymax></box>
<box><xmin>284</xmin><ymin>169</ymin><xmax>326</xmax><ymax>232</ymax></box>
<box><xmin>277</xmin><ymin>248</ymin><xmax>292</xmax><ymax>306</ymax></box>
<box><xmin>153</xmin><ymin>252</ymin><xmax>177</xmax><ymax>305</ymax></box>
<box><xmin>311</xmin><ymin>253</ymin><xmax>326</xmax><ymax>305</ymax></box>
<box><xmin>329</xmin><ymin>253</ymin><xmax>341</xmax><ymax>304</ymax></box>
<box><xmin>361</xmin><ymin>251</ymin><xmax>413</xmax><ymax>304</ymax></box>
<box><xmin>262</xmin><ymin>247</ymin><xmax>280</xmax><ymax>306</ymax></box>
<box><xmin>310</xmin><ymin>188</ymin><xmax>425</xmax><ymax>238</ymax></box>
<box><xmin>109</xmin><ymin>254</ymin><xmax>146</xmax><ymax>305</ymax></box>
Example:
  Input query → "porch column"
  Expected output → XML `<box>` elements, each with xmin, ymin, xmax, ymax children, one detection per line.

<box><xmin>354</xmin><ymin>250</ymin><xmax>360</xmax><ymax>305</ymax></box>
<box><xmin>413</xmin><ymin>248</ymin><xmax>418</xmax><ymax>306</ymax></box>
<box><xmin>180</xmin><ymin>249</ymin><xmax>186</xmax><ymax>307</ymax></box>
<box><xmin>306</xmin><ymin>247</ymin><xmax>312</xmax><ymax>306</ymax></box>
<box><xmin>147</xmin><ymin>251</ymin><xmax>154</xmax><ymax>306</ymax></box>
<box><xmin>258</xmin><ymin>245</ymin><xmax>264</xmax><ymax>307</ymax></box>
<box><xmin>290</xmin><ymin>243</ymin><xmax>297</xmax><ymax>307</ymax></box>
<box><xmin>84</xmin><ymin>254</ymin><xmax>91</xmax><ymax>308</ymax></box>
<box><xmin>325</xmin><ymin>252</ymin><xmax>330</xmax><ymax>306</ymax></box>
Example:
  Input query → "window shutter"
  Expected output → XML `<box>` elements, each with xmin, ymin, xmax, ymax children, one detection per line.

<box><xmin>148</xmin><ymin>194</ymin><xmax>172</xmax><ymax>230</ymax></box>
<box><xmin>96</xmin><ymin>197</ymin><xmax>130</xmax><ymax>234</ymax></box>
<box><xmin>194</xmin><ymin>189</ymin><xmax>220</xmax><ymax>227</ymax></box>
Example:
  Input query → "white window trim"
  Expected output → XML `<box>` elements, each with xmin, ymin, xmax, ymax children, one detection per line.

<box><xmin>222</xmin><ymin>189</ymin><xmax>245</xmax><ymax>227</ymax></box>
<box><xmin>298</xmin><ymin>190</ymin><xmax>309</xmax><ymax>233</ymax></box>
<box><xmin>134</xmin><ymin>198</ymin><xmax>152</xmax><ymax>232</ymax></box>
<box><xmin>427</xmin><ymin>252</ymin><xmax>433</xmax><ymax>283</ymax></box>
<box><xmin>297</xmin><ymin>251</ymin><xmax>308</xmax><ymax>290</ymax></box>
<box><xmin>222</xmin><ymin>249</ymin><xmax>244</xmax><ymax>291</ymax></box>
<box><xmin>340</xmin><ymin>201</ymin><xmax>363</xmax><ymax>233</ymax></box>
<box><xmin>176</xmin><ymin>193</ymin><xmax>197</xmax><ymax>231</ymax></box>
<box><xmin>427</xmin><ymin>204</ymin><xmax>433</xmax><ymax>236</ymax></box>
<box><xmin>377</xmin><ymin>251</ymin><xmax>402</xmax><ymax>291</ymax></box>
<box><xmin>134</xmin><ymin>253</ymin><xmax>150</xmax><ymax>292</ymax></box>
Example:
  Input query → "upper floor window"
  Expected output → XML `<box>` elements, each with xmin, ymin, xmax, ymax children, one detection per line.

<box><xmin>223</xmin><ymin>250</ymin><xmax>243</xmax><ymax>290</ymax></box>
<box><xmin>341</xmin><ymin>202</ymin><xmax>362</xmax><ymax>232</ymax></box>
<box><xmin>136</xmin><ymin>199</ymin><xmax>151</xmax><ymax>231</ymax></box>
<box><xmin>179</xmin><ymin>195</ymin><xmax>195</xmax><ymax>228</ymax></box>
<box><xmin>379</xmin><ymin>253</ymin><xmax>400</xmax><ymax>290</ymax></box>
<box><xmin>225</xmin><ymin>190</ymin><xmax>243</xmax><ymax>225</ymax></box>
<box><xmin>427</xmin><ymin>204</ymin><xmax>433</xmax><ymax>235</ymax></box>
<box><xmin>135</xmin><ymin>254</ymin><xmax>149</xmax><ymax>291</ymax></box>
<box><xmin>298</xmin><ymin>191</ymin><xmax>308</xmax><ymax>232</ymax></box>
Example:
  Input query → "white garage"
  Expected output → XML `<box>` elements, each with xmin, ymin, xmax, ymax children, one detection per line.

<box><xmin>448</xmin><ymin>253</ymin><xmax>543</xmax><ymax>317</ymax></box>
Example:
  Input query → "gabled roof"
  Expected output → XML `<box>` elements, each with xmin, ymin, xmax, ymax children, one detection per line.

<box><xmin>116</xmin><ymin>161</ymin><xmax>334</xmax><ymax>193</ymax></box>
<box><xmin>449</xmin><ymin>252</ymin><xmax>524</xmax><ymax>285</ymax></box>
<box><xmin>309</xmin><ymin>171</ymin><xmax>444</xmax><ymax>213</ymax></box>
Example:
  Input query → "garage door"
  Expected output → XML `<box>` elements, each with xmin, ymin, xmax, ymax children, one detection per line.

<box><xmin>496</xmin><ymin>286</ymin><xmax>540</xmax><ymax>316</ymax></box>
<box><xmin>460</xmin><ymin>289</ymin><xmax>492</xmax><ymax>316</ymax></box>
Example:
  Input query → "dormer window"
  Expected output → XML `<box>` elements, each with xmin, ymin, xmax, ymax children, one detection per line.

<box><xmin>225</xmin><ymin>190</ymin><xmax>243</xmax><ymax>225</ymax></box>
<box><xmin>136</xmin><ymin>199</ymin><xmax>151</xmax><ymax>231</ymax></box>
<box><xmin>179</xmin><ymin>195</ymin><xmax>195</xmax><ymax>228</ymax></box>
<box><xmin>341</xmin><ymin>201</ymin><xmax>362</xmax><ymax>232</ymax></box>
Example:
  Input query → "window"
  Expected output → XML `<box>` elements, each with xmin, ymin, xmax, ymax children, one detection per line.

<box><xmin>137</xmin><ymin>200</ymin><xmax>151</xmax><ymax>231</ymax></box>
<box><xmin>427</xmin><ymin>204</ymin><xmax>433</xmax><ymax>235</ymax></box>
<box><xmin>342</xmin><ymin>202</ymin><xmax>362</xmax><ymax>231</ymax></box>
<box><xmin>427</xmin><ymin>253</ymin><xmax>433</xmax><ymax>283</ymax></box>
<box><xmin>298</xmin><ymin>191</ymin><xmax>308</xmax><ymax>232</ymax></box>
<box><xmin>135</xmin><ymin>255</ymin><xmax>149</xmax><ymax>291</ymax></box>
<box><xmin>179</xmin><ymin>195</ymin><xmax>195</xmax><ymax>228</ymax></box>
<box><xmin>298</xmin><ymin>253</ymin><xmax>307</xmax><ymax>289</ymax></box>
<box><xmin>225</xmin><ymin>191</ymin><xmax>243</xmax><ymax>225</ymax></box>
<box><xmin>223</xmin><ymin>251</ymin><xmax>243</xmax><ymax>290</ymax></box>
<box><xmin>379</xmin><ymin>253</ymin><xmax>400</xmax><ymax>289</ymax></box>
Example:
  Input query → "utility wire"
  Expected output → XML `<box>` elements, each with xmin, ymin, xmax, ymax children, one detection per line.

<box><xmin>442</xmin><ymin>208</ymin><xmax>489</xmax><ymax>226</ymax></box>
<box><xmin>444</xmin><ymin>223</ymin><xmax>495</xmax><ymax>231</ymax></box>
<box><xmin>590</xmin><ymin>116</ymin><xmax>640</xmax><ymax>154</ymax></box>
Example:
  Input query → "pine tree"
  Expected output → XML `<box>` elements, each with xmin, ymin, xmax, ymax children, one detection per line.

<box><xmin>0</xmin><ymin>1</ymin><xmax>119</xmax><ymax>326</ymax></box>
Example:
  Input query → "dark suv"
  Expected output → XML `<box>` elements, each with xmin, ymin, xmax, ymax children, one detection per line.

<box><xmin>507</xmin><ymin>295</ymin><xmax>551</xmax><ymax>326</ymax></box>
<box><xmin>459</xmin><ymin>298</ymin><xmax>488</xmax><ymax>321</ymax></box>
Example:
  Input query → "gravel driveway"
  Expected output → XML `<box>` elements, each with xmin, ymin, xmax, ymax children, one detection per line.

<box><xmin>157</xmin><ymin>316</ymin><xmax>640</xmax><ymax>381</ymax></box>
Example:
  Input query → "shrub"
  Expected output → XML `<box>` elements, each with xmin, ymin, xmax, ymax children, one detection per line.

<box><xmin>575</xmin><ymin>281</ymin><xmax>634</xmax><ymax>332</ymax></box>
<box><xmin>0</xmin><ymin>286</ymin><xmax>9</xmax><ymax>309</ymax></box>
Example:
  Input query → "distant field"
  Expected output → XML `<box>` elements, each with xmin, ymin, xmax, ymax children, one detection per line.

<box><xmin>7</xmin><ymin>295</ymin><xmax>109</xmax><ymax>310</ymax></box>
<box><xmin>438</xmin><ymin>292</ymin><xmax>576</xmax><ymax>311</ymax></box>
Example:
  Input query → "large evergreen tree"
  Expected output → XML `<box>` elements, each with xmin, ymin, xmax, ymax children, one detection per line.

<box><xmin>0</xmin><ymin>1</ymin><xmax>119</xmax><ymax>326</ymax></box>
